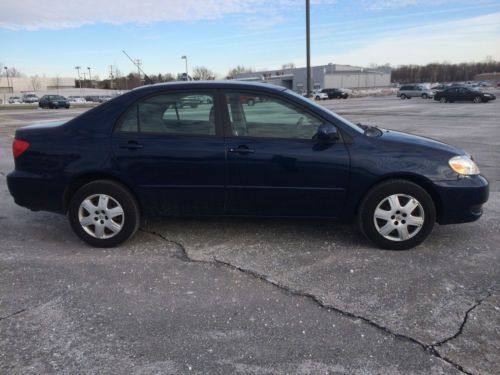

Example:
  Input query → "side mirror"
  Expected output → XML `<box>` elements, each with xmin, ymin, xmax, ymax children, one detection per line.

<box><xmin>315</xmin><ymin>124</ymin><xmax>339</xmax><ymax>143</ymax></box>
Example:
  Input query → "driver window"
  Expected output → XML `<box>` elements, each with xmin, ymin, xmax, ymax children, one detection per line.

<box><xmin>225</xmin><ymin>92</ymin><xmax>322</xmax><ymax>139</ymax></box>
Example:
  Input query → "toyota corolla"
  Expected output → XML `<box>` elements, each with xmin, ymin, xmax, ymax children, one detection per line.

<box><xmin>7</xmin><ymin>81</ymin><xmax>489</xmax><ymax>250</ymax></box>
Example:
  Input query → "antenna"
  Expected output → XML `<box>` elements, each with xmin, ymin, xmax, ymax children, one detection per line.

<box><xmin>122</xmin><ymin>50</ymin><xmax>153</xmax><ymax>85</ymax></box>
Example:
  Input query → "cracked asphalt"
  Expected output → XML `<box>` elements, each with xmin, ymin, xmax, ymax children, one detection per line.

<box><xmin>1</xmin><ymin>95</ymin><xmax>499</xmax><ymax>374</ymax></box>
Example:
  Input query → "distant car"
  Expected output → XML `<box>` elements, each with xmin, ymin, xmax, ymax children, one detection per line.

<box><xmin>313</xmin><ymin>90</ymin><xmax>329</xmax><ymax>101</ymax></box>
<box><xmin>434</xmin><ymin>87</ymin><xmax>496</xmax><ymax>103</ymax></box>
<box><xmin>321</xmin><ymin>88</ymin><xmax>349</xmax><ymax>99</ymax></box>
<box><xmin>430</xmin><ymin>84</ymin><xmax>448</xmax><ymax>92</ymax></box>
<box><xmin>68</xmin><ymin>96</ymin><xmax>86</xmax><ymax>103</ymax></box>
<box><xmin>22</xmin><ymin>94</ymin><xmax>39</xmax><ymax>103</ymax></box>
<box><xmin>8</xmin><ymin>96</ymin><xmax>23</xmax><ymax>104</ymax></box>
<box><xmin>85</xmin><ymin>95</ymin><xmax>100</xmax><ymax>102</ymax></box>
<box><xmin>397</xmin><ymin>85</ymin><xmax>434</xmax><ymax>99</ymax></box>
<box><xmin>38</xmin><ymin>95</ymin><xmax>70</xmax><ymax>109</ymax></box>
<box><xmin>98</xmin><ymin>96</ymin><xmax>113</xmax><ymax>103</ymax></box>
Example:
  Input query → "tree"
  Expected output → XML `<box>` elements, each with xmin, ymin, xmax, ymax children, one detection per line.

<box><xmin>281</xmin><ymin>62</ymin><xmax>295</xmax><ymax>70</ymax></box>
<box><xmin>192</xmin><ymin>66</ymin><xmax>215</xmax><ymax>80</ymax></box>
<box><xmin>30</xmin><ymin>75</ymin><xmax>41</xmax><ymax>92</ymax></box>
<box><xmin>226</xmin><ymin>65</ymin><xmax>254</xmax><ymax>79</ymax></box>
<box><xmin>52</xmin><ymin>76</ymin><xmax>62</xmax><ymax>93</ymax></box>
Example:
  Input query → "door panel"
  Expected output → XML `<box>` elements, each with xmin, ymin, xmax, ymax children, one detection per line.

<box><xmin>111</xmin><ymin>91</ymin><xmax>225</xmax><ymax>216</ymax></box>
<box><xmin>223</xmin><ymin>91</ymin><xmax>350</xmax><ymax>217</ymax></box>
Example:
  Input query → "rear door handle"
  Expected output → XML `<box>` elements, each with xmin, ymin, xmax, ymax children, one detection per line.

<box><xmin>119</xmin><ymin>141</ymin><xmax>143</xmax><ymax>150</ymax></box>
<box><xmin>229</xmin><ymin>146</ymin><xmax>255</xmax><ymax>155</ymax></box>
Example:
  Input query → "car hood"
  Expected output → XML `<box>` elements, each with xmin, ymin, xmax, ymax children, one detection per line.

<box><xmin>379</xmin><ymin>129</ymin><xmax>465</xmax><ymax>156</ymax></box>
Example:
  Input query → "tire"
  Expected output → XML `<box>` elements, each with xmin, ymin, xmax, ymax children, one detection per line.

<box><xmin>358</xmin><ymin>180</ymin><xmax>436</xmax><ymax>250</ymax></box>
<box><xmin>400</xmin><ymin>94</ymin><xmax>407</xmax><ymax>99</ymax></box>
<box><xmin>68</xmin><ymin>180</ymin><xmax>140</xmax><ymax>247</ymax></box>
<box><xmin>315</xmin><ymin>96</ymin><xmax>320</xmax><ymax>101</ymax></box>
<box><xmin>473</xmin><ymin>96</ymin><xmax>482</xmax><ymax>103</ymax></box>
<box><xmin>439</xmin><ymin>97</ymin><xmax>447</xmax><ymax>103</ymax></box>
<box><xmin>421</xmin><ymin>94</ymin><xmax>428</xmax><ymax>99</ymax></box>
<box><xmin>247</xmin><ymin>99</ymin><xmax>255</xmax><ymax>106</ymax></box>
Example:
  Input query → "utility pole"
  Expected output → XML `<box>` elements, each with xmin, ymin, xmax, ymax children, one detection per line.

<box><xmin>75</xmin><ymin>66</ymin><xmax>82</xmax><ymax>94</ymax></box>
<box><xmin>87</xmin><ymin>67</ymin><xmax>92</xmax><ymax>88</ymax></box>
<box><xmin>83</xmin><ymin>72</ymin><xmax>87</xmax><ymax>88</ymax></box>
<box><xmin>122</xmin><ymin>50</ymin><xmax>153</xmax><ymax>85</ymax></box>
<box><xmin>109</xmin><ymin>65</ymin><xmax>115</xmax><ymax>89</ymax></box>
<box><xmin>181</xmin><ymin>55</ymin><xmax>188</xmax><ymax>80</ymax></box>
<box><xmin>4</xmin><ymin>66</ymin><xmax>11</xmax><ymax>94</ymax></box>
<box><xmin>306</xmin><ymin>0</ymin><xmax>311</xmax><ymax>97</ymax></box>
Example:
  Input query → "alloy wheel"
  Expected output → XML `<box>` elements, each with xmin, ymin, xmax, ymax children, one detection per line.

<box><xmin>78</xmin><ymin>194</ymin><xmax>124</xmax><ymax>239</ymax></box>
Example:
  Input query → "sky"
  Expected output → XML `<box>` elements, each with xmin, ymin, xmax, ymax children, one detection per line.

<box><xmin>1</xmin><ymin>0</ymin><xmax>500</xmax><ymax>79</ymax></box>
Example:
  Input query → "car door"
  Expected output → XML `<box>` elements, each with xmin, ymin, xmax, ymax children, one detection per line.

<box><xmin>111</xmin><ymin>90</ymin><xmax>226</xmax><ymax>216</ymax></box>
<box><xmin>222</xmin><ymin>90</ymin><xmax>350</xmax><ymax>217</ymax></box>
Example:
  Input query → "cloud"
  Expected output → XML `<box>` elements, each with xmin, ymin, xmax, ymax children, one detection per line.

<box><xmin>0</xmin><ymin>0</ymin><xmax>336</xmax><ymax>30</ymax></box>
<box><xmin>312</xmin><ymin>12</ymin><xmax>500</xmax><ymax>66</ymax></box>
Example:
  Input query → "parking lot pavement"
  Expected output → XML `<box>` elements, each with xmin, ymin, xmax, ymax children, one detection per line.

<box><xmin>1</xmin><ymin>97</ymin><xmax>499</xmax><ymax>374</ymax></box>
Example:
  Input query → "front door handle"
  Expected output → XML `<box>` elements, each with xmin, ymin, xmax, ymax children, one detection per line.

<box><xmin>119</xmin><ymin>141</ymin><xmax>143</xmax><ymax>150</ymax></box>
<box><xmin>229</xmin><ymin>146</ymin><xmax>255</xmax><ymax>155</ymax></box>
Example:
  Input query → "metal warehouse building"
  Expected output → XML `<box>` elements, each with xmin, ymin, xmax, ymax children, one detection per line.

<box><xmin>235</xmin><ymin>64</ymin><xmax>391</xmax><ymax>91</ymax></box>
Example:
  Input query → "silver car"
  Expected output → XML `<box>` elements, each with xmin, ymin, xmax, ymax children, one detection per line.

<box><xmin>397</xmin><ymin>85</ymin><xmax>434</xmax><ymax>99</ymax></box>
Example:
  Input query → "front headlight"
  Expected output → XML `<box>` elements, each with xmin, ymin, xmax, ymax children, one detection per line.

<box><xmin>449</xmin><ymin>155</ymin><xmax>480</xmax><ymax>176</ymax></box>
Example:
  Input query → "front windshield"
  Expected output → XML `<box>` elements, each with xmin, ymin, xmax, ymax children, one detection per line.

<box><xmin>285</xmin><ymin>89</ymin><xmax>364</xmax><ymax>133</ymax></box>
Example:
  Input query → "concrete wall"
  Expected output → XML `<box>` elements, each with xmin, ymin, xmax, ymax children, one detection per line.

<box><xmin>324</xmin><ymin>71</ymin><xmax>391</xmax><ymax>89</ymax></box>
<box><xmin>0</xmin><ymin>77</ymin><xmax>75</xmax><ymax>94</ymax></box>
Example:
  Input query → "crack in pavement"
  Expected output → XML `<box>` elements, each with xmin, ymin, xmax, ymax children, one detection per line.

<box><xmin>0</xmin><ymin>308</ymin><xmax>27</xmax><ymax>322</ymax></box>
<box><xmin>431</xmin><ymin>288</ymin><xmax>498</xmax><ymax>349</ymax></box>
<box><xmin>141</xmin><ymin>228</ymin><xmax>488</xmax><ymax>375</ymax></box>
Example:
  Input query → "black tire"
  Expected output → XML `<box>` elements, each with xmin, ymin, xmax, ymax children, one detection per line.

<box><xmin>400</xmin><ymin>94</ymin><xmax>407</xmax><ymax>99</ymax></box>
<box><xmin>247</xmin><ymin>99</ymin><xmax>255</xmax><ymax>106</ymax></box>
<box><xmin>315</xmin><ymin>96</ymin><xmax>320</xmax><ymax>101</ymax></box>
<box><xmin>68</xmin><ymin>180</ymin><xmax>140</xmax><ymax>247</ymax></box>
<box><xmin>473</xmin><ymin>96</ymin><xmax>482</xmax><ymax>103</ymax></box>
<box><xmin>358</xmin><ymin>180</ymin><xmax>436</xmax><ymax>250</ymax></box>
<box><xmin>421</xmin><ymin>94</ymin><xmax>428</xmax><ymax>99</ymax></box>
<box><xmin>439</xmin><ymin>97</ymin><xmax>447</xmax><ymax>103</ymax></box>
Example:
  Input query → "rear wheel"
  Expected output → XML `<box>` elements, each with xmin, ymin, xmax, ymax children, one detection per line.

<box><xmin>421</xmin><ymin>94</ymin><xmax>428</xmax><ymax>99</ymax></box>
<box><xmin>358</xmin><ymin>180</ymin><xmax>435</xmax><ymax>250</ymax></box>
<box><xmin>439</xmin><ymin>97</ymin><xmax>447</xmax><ymax>103</ymax></box>
<box><xmin>247</xmin><ymin>99</ymin><xmax>255</xmax><ymax>106</ymax></box>
<box><xmin>400</xmin><ymin>94</ymin><xmax>407</xmax><ymax>99</ymax></box>
<box><xmin>68</xmin><ymin>180</ymin><xmax>140</xmax><ymax>247</ymax></box>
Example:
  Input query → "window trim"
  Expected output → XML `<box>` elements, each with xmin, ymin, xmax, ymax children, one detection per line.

<box><xmin>221</xmin><ymin>89</ymin><xmax>343</xmax><ymax>142</ymax></box>
<box><xmin>112</xmin><ymin>89</ymin><xmax>222</xmax><ymax>137</ymax></box>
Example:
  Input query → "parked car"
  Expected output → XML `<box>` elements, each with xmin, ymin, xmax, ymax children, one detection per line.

<box><xmin>38</xmin><ymin>95</ymin><xmax>70</xmax><ymax>109</ymax></box>
<box><xmin>321</xmin><ymin>88</ymin><xmax>349</xmax><ymax>99</ymax></box>
<box><xmin>313</xmin><ymin>90</ymin><xmax>329</xmax><ymax>101</ymax></box>
<box><xmin>98</xmin><ymin>95</ymin><xmax>113</xmax><ymax>103</ymax></box>
<box><xmin>434</xmin><ymin>87</ymin><xmax>496</xmax><ymax>103</ymax></box>
<box><xmin>397</xmin><ymin>85</ymin><xmax>434</xmax><ymax>99</ymax></box>
<box><xmin>8</xmin><ymin>96</ymin><xmax>23</xmax><ymax>104</ymax></box>
<box><xmin>85</xmin><ymin>95</ymin><xmax>100</xmax><ymax>102</ymax></box>
<box><xmin>22</xmin><ymin>94</ymin><xmax>39</xmax><ymax>103</ymax></box>
<box><xmin>430</xmin><ymin>84</ymin><xmax>448</xmax><ymax>92</ymax></box>
<box><xmin>68</xmin><ymin>96</ymin><xmax>86</xmax><ymax>103</ymax></box>
<box><xmin>7</xmin><ymin>81</ymin><xmax>488</xmax><ymax>250</ymax></box>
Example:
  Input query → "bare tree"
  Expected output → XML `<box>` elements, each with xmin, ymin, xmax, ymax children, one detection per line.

<box><xmin>6</xmin><ymin>67</ymin><xmax>23</xmax><ymax>77</ymax></box>
<box><xmin>281</xmin><ymin>62</ymin><xmax>295</xmax><ymax>69</ymax></box>
<box><xmin>52</xmin><ymin>76</ymin><xmax>62</xmax><ymax>93</ymax></box>
<box><xmin>192</xmin><ymin>66</ymin><xmax>215</xmax><ymax>80</ymax></box>
<box><xmin>226</xmin><ymin>65</ymin><xmax>254</xmax><ymax>79</ymax></box>
<box><xmin>30</xmin><ymin>75</ymin><xmax>41</xmax><ymax>92</ymax></box>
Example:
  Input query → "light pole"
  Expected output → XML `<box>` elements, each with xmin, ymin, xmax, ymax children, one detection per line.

<box><xmin>181</xmin><ymin>55</ymin><xmax>188</xmax><ymax>81</ymax></box>
<box><xmin>306</xmin><ymin>0</ymin><xmax>311</xmax><ymax>97</ymax></box>
<box><xmin>87</xmin><ymin>67</ymin><xmax>92</xmax><ymax>88</ymax></box>
<box><xmin>83</xmin><ymin>72</ymin><xmax>87</xmax><ymax>88</ymax></box>
<box><xmin>75</xmin><ymin>66</ymin><xmax>82</xmax><ymax>94</ymax></box>
<box><xmin>4</xmin><ymin>66</ymin><xmax>11</xmax><ymax>94</ymax></box>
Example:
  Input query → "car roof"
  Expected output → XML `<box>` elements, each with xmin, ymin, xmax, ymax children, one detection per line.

<box><xmin>131</xmin><ymin>80</ymin><xmax>288</xmax><ymax>94</ymax></box>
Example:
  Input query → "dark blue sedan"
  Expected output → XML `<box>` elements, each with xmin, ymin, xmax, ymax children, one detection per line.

<box><xmin>7</xmin><ymin>82</ymin><xmax>489</xmax><ymax>250</ymax></box>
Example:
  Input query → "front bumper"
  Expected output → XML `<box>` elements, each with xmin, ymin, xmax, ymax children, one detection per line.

<box><xmin>433</xmin><ymin>175</ymin><xmax>489</xmax><ymax>225</ymax></box>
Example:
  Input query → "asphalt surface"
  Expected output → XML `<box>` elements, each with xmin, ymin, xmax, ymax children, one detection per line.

<box><xmin>0</xmin><ymin>95</ymin><xmax>499</xmax><ymax>374</ymax></box>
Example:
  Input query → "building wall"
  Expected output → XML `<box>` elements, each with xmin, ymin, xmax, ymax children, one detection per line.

<box><xmin>235</xmin><ymin>64</ymin><xmax>391</xmax><ymax>91</ymax></box>
<box><xmin>0</xmin><ymin>76</ymin><xmax>75</xmax><ymax>94</ymax></box>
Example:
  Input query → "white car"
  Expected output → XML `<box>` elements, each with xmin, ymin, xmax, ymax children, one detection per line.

<box><xmin>68</xmin><ymin>96</ymin><xmax>87</xmax><ymax>103</ymax></box>
<box><xmin>313</xmin><ymin>90</ymin><xmax>329</xmax><ymax>100</ymax></box>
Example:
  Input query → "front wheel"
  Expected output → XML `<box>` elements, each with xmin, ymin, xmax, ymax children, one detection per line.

<box><xmin>421</xmin><ymin>94</ymin><xmax>428</xmax><ymax>99</ymax></box>
<box><xmin>400</xmin><ymin>94</ymin><xmax>407</xmax><ymax>99</ymax></box>
<box><xmin>358</xmin><ymin>180</ymin><xmax>436</xmax><ymax>250</ymax></box>
<box><xmin>473</xmin><ymin>96</ymin><xmax>482</xmax><ymax>103</ymax></box>
<box><xmin>68</xmin><ymin>180</ymin><xmax>140</xmax><ymax>247</ymax></box>
<box><xmin>439</xmin><ymin>97</ymin><xmax>447</xmax><ymax>103</ymax></box>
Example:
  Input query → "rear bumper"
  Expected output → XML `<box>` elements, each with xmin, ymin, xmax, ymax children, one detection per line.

<box><xmin>7</xmin><ymin>170</ymin><xmax>66</xmax><ymax>214</ymax></box>
<box><xmin>433</xmin><ymin>175</ymin><xmax>489</xmax><ymax>225</ymax></box>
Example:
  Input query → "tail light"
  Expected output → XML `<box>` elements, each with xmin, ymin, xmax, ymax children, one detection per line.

<box><xmin>13</xmin><ymin>139</ymin><xmax>30</xmax><ymax>159</ymax></box>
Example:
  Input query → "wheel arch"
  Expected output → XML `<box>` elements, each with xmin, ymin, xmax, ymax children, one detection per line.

<box><xmin>63</xmin><ymin>172</ymin><xmax>143</xmax><ymax>215</ymax></box>
<box><xmin>354</xmin><ymin>173</ymin><xmax>443</xmax><ymax>223</ymax></box>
